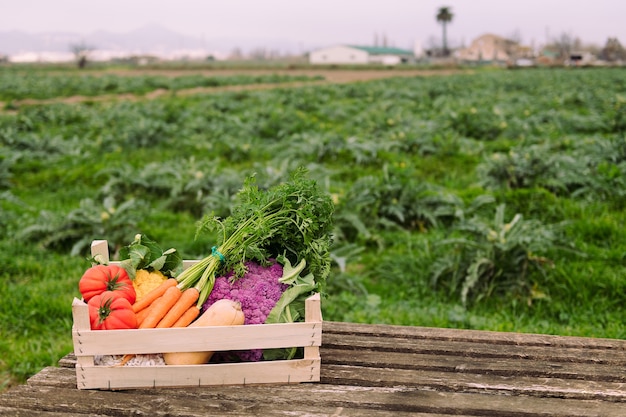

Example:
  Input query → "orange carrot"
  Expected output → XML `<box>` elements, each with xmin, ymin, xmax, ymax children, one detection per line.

<box><xmin>115</xmin><ymin>354</ymin><xmax>135</xmax><ymax>367</ymax></box>
<box><xmin>172</xmin><ymin>305</ymin><xmax>201</xmax><ymax>327</ymax></box>
<box><xmin>138</xmin><ymin>286</ymin><xmax>182</xmax><ymax>329</ymax></box>
<box><xmin>135</xmin><ymin>304</ymin><xmax>152</xmax><ymax>326</ymax></box>
<box><xmin>132</xmin><ymin>278</ymin><xmax>177</xmax><ymax>313</ymax></box>
<box><xmin>156</xmin><ymin>287</ymin><xmax>200</xmax><ymax>328</ymax></box>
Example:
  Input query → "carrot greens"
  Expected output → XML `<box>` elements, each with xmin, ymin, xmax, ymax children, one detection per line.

<box><xmin>175</xmin><ymin>167</ymin><xmax>334</xmax><ymax>308</ymax></box>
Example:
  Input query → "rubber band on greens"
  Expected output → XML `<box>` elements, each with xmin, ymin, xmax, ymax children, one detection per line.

<box><xmin>211</xmin><ymin>246</ymin><xmax>226</xmax><ymax>265</ymax></box>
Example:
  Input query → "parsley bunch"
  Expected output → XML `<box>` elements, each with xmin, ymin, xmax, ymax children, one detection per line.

<box><xmin>177</xmin><ymin>167</ymin><xmax>334</xmax><ymax>307</ymax></box>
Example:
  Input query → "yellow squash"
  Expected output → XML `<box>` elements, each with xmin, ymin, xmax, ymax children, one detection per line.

<box><xmin>163</xmin><ymin>299</ymin><xmax>245</xmax><ymax>365</ymax></box>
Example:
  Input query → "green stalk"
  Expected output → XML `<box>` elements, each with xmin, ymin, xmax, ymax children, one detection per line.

<box><xmin>175</xmin><ymin>256</ymin><xmax>214</xmax><ymax>290</ymax></box>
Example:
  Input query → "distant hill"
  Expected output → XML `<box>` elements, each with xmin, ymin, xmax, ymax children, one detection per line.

<box><xmin>0</xmin><ymin>24</ymin><xmax>311</xmax><ymax>59</ymax></box>
<box><xmin>0</xmin><ymin>24</ymin><xmax>206</xmax><ymax>55</ymax></box>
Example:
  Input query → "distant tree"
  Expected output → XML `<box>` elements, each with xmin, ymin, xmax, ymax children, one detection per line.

<box><xmin>229</xmin><ymin>47</ymin><xmax>243</xmax><ymax>60</ymax></box>
<box><xmin>436</xmin><ymin>6</ymin><xmax>454</xmax><ymax>56</ymax></box>
<box><xmin>508</xmin><ymin>29</ymin><xmax>523</xmax><ymax>44</ymax></box>
<box><xmin>424</xmin><ymin>35</ymin><xmax>441</xmax><ymax>57</ymax></box>
<box><xmin>249</xmin><ymin>47</ymin><xmax>267</xmax><ymax>60</ymax></box>
<box><xmin>548</xmin><ymin>32</ymin><xmax>580</xmax><ymax>60</ymax></box>
<box><xmin>601</xmin><ymin>37</ymin><xmax>626</xmax><ymax>61</ymax></box>
<box><xmin>70</xmin><ymin>42</ymin><xmax>94</xmax><ymax>69</ymax></box>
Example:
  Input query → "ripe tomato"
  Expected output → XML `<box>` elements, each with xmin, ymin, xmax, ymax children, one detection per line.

<box><xmin>88</xmin><ymin>291</ymin><xmax>137</xmax><ymax>330</ymax></box>
<box><xmin>79</xmin><ymin>264</ymin><xmax>136</xmax><ymax>304</ymax></box>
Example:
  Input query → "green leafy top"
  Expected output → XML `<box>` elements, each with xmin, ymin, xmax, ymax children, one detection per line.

<box><xmin>196</xmin><ymin>167</ymin><xmax>334</xmax><ymax>290</ymax></box>
<box><xmin>117</xmin><ymin>234</ymin><xmax>183</xmax><ymax>279</ymax></box>
<box><xmin>179</xmin><ymin>167</ymin><xmax>334</xmax><ymax>307</ymax></box>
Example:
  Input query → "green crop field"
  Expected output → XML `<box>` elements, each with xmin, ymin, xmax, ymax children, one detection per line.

<box><xmin>0</xmin><ymin>68</ymin><xmax>322</xmax><ymax>101</ymax></box>
<box><xmin>1</xmin><ymin>65</ymin><xmax>625</xmax><ymax>391</ymax></box>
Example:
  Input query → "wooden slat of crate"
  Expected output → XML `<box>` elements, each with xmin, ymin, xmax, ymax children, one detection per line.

<box><xmin>73</xmin><ymin>299</ymin><xmax>321</xmax><ymax>355</ymax></box>
<box><xmin>76</xmin><ymin>359</ymin><xmax>320</xmax><ymax>390</ymax></box>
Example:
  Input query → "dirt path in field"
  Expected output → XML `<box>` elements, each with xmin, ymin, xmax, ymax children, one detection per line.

<box><xmin>1</xmin><ymin>68</ymin><xmax>470</xmax><ymax>111</ymax></box>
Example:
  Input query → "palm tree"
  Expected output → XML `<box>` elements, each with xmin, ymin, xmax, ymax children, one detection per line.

<box><xmin>436</xmin><ymin>6</ymin><xmax>454</xmax><ymax>56</ymax></box>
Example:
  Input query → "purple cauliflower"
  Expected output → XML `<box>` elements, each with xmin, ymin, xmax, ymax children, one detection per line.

<box><xmin>201</xmin><ymin>260</ymin><xmax>288</xmax><ymax>362</ymax></box>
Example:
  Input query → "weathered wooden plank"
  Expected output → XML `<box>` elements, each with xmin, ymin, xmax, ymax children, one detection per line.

<box><xmin>0</xmin><ymin>405</ymin><xmax>454</xmax><ymax>417</ymax></box>
<box><xmin>2</xmin><ymin>375</ymin><xmax>625</xmax><ymax>417</ymax></box>
<box><xmin>26</xmin><ymin>366</ymin><xmax>77</xmax><ymax>389</ymax></box>
<box><xmin>323</xmin><ymin>321</ymin><xmax>626</xmax><ymax>351</ymax></box>
<box><xmin>53</xmin><ymin>351</ymin><xmax>626</xmax><ymax>401</ymax></box>
<box><xmin>321</xmin><ymin>348</ymin><xmax>626</xmax><ymax>382</ymax></box>
<box><xmin>57</xmin><ymin>354</ymin><xmax>76</xmax><ymax>369</ymax></box>
<box><xmin>0</xmin><ymin>407</ymin><xmax>110</xmax><ymax>417</ymax></box>
<box><xmin>321</xmin><ymin>364</ymin><xmax>626</xmax><ymax>401</ymax></box>
<box><xmin>322</xmin><ymin>332</ymin><xmax>626</xmax><ymax>365</ymax></box>
<box><xmin>0</xmin><ymin>383</ymin><xmax>464</xmax><ymax>417</ymax></box>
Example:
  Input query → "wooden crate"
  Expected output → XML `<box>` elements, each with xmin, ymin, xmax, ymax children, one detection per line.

<box><xmin>71</xmin><ymin>240</ymin><xmax>322</xmax><ymax>390</ymax></box>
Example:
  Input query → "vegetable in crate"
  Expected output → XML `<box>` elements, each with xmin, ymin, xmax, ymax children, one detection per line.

<box><xmin>204</xmin><ymin>260</ymin><xmax>287</xmax><ymax>324</ymax></box>
<box><xmin>118</xmin><ymin>233</ymin><xmax>183</xmax><ymax>280</ymax></box>
<box><xmin>133</xmin><ymin>269</ymin><xmax>167</xmax><ymax>302</ymax></box>
<box><xmin>163</xmin><ymin>299</ymin><xmax>245</xmax><ymax>365</ymax></box>
<box><xmin>117</xmin><ymin>233</ymin><xmax>182</xmax><ymax>304</ymax></box>
<box><xmin>201</xmin><ymin>260</ymin><xmax>288</xmax><ymax>362</ymax></box>
<box><xmin>79</xmin><ymin>264</ymin><xmax>136</xmax><ymax>304</ymax></box>
<box><xmin>88</xmin><ymin>291</ymin><xmax>137</xmax><ymax>330</ymax></box>
<box><xmin>133</xmin><ymin>168</ymin><xmax>334</xmax><ymax>333</ymax></box>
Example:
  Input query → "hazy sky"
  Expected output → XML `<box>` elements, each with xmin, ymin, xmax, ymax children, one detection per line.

<box><xmin>1</xmin><ymin>0</ymin><xmax>623</xmax><ymax>49</ymax></box>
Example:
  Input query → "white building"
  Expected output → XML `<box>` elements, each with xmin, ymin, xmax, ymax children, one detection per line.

<box><xmin>309</xmin><ymin>45</ymin><xmax>414</xmax><ymax>65</ymax></box>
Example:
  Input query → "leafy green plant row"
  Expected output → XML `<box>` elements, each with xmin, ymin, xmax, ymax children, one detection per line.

<box><xmin>3</xmin><ymin>70</ymin><xmax>625</xmax><ymax>209</ymax></box>
<box><xmin>0</xmin><ymin>70</ymin><xmax>323</xmax><ymax>101</ymax></box>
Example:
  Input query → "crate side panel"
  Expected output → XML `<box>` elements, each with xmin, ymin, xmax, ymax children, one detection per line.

<box><xmin>77</xmin><ymin>359</ymin><xmax>320</xmax><ymax>390</ymax></box>
<box><xmin>304</xmin><ymin>293</ymin><xmax>322</xmax><ymax>360</ymax></box>
<box><xmin>73</xmin><ymin>321</ymin><xmax>321</xmax><ymax>356</ymax></box>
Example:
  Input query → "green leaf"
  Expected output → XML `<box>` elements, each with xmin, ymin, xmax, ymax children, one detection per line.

<box><xmin>118</xmin><ymin>234</ymin><xmax>183</xmax><ymax>278</ymax></box>
<box><xmin>150</xmin><ymin>248</ymin><xmax>183</xmax><ymax>277</ymax></box>
<box><xmin>265</xmin><ymin>272</ymin><xmax>316</xmax><ymax>324</ymax></box>
<box><xmin>127</xmin><ymin>245</ymin><xmax>151</xmax><ymax>267</ymax></box>
<box><xmin>276</xmin><ymin>255</ymin><xmax>306</xmax><ymax>285</ymax></box>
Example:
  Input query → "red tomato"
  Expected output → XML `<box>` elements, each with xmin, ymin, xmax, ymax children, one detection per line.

<box><xmin>88</xmin><ymin>291</ymin><xmax>137</xmax><ymax>330</ymax></box>
<box><xmin>79</xmin><ymin>264</ymin><xmax>136</xmax><ymax>304</ymax></box>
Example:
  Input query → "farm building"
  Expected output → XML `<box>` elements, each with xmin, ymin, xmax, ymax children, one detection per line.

<box><xmin>309</xmin><ymin>45</ymin><xmax>414</xmax><ymax>65</ymax></box>
<box><xmin>455</xmin><ymin>33</ymin><xmax>533</xmax><ymax>65</ymax></box>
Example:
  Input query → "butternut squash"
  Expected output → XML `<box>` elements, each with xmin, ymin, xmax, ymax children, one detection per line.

<box><xmin>163</xmin><ymin>299</ymin><xmax>245</xmax><ymax>365</ymax></box>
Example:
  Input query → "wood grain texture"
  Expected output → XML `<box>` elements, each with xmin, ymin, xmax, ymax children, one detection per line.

<box><xmin>2</xmin><ymin>368</ymin><xmax>624</xmax><ymax>417</ymax></box>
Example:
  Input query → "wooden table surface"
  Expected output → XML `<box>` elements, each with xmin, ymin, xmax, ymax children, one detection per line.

<box><xmin>1</xmin><ymin>321</ymin><xmax>625</xmax><ymax>416</ymax></box>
